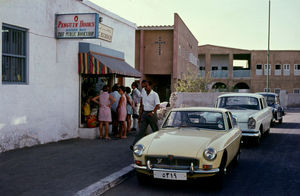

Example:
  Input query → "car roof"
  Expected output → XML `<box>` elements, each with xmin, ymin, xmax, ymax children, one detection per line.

<box><xmin>218</xmin><ymin>93</ymin><xmax>264</xmax><ymax>99</ymax></box>
<box><xmin>171</xmin><ymin>107</ymin><xmax>228</xmax><ymax>113</ymax></box>
<box><xmin>257</xmin><ymin>92</ymin><xmax>277</xmax><ymax>96</ymax></box>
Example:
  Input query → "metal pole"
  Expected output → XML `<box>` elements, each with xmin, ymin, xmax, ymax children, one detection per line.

<box><xmin>267</xmin><ymin>0</ymin><xmax>271</xmax><ymax>92</ymax></box>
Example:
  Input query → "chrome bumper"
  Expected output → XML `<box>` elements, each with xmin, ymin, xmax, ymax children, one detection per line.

<box><xmin>241</xmin><ymin>130</ymin><xmax>260</xmax><ymax>137</ymax></box>
<box><xmin>132</xmin><ymin>164</ymin><xmax>220</xmax><ymax>174</ymax></box>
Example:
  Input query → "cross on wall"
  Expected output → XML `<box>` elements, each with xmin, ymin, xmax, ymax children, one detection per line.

<box><xmin>154</xmin><ymin>37</ymin><xmax>166</xmax><ymax>56</ymax></box>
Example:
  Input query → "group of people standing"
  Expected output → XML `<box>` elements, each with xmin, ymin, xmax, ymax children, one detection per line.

<box><xmin>91</xmin><ymin>80</ymin><xmax>160</xmax><ymax>144</ymax></box>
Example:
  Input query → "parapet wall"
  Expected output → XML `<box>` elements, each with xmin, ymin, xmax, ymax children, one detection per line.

<box><xmin>169</xmin><ymin>92</ymin><xmax>300</xmax><ymax>109</ymax></box>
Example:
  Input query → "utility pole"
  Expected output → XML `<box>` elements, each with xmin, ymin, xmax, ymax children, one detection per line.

<box><xmin>266</xmin><ymin>0</ymin><xmax>271</xmax><ymax>92</ymax></box>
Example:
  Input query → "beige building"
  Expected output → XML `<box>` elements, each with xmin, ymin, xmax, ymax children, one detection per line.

<box><xmin>135</xmin><ymin>13</ymin><xmax>198</xmax><ymax>101</ymax></box>
<box><xmin>198</xmin><ymin>45</ymin><xmax>300</xmax><ymax>94</ymax></box>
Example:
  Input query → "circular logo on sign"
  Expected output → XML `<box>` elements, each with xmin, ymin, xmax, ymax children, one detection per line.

<box><xmin>74</xmin><ymin>16</ymin><xmax>78</xmax><ymax>22</ymax></box>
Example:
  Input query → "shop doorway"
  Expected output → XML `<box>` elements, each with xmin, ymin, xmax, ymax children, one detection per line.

<box><xmin>80</xmin><ymin>75</ymin><xmax>112</xmax><ymax>127</ymax></box>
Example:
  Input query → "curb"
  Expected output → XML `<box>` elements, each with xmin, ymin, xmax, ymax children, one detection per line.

<box><xmin>75</xmin><ymin>165</ymin><xmax>134</xmax><ymax>196</ymax></box>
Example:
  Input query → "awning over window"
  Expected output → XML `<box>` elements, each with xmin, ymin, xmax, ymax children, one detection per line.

<box><xmin>78</xmin><ymin>52</ymin><xmax>141</xmax><ymax>77</ymax></box>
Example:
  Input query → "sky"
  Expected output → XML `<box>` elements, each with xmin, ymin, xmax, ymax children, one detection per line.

<box><xmin>89</xmin><ymin>0</ymin><xmax>300</xmax><ymax>50</ymax></box>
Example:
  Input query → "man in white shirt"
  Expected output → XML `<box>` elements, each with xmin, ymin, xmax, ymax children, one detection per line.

<box><xmin>131</xmin><ymin>80</ymin><xmax>160</xmax><ymax>147</ymax></box>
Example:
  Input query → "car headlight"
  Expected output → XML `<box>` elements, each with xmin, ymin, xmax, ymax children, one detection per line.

<box><xmin>133</xmin><ymin>144</ymin><xmax>145</xmax><ymax>157</ymax></box>
<box><xmin>248</xmin><ymin>117</ymin><xmax>256</xmax><ymax>129</ymax></box>
<box><xmin>203</xmin><ymin>148</ymin><xmax>217</xmax><ymax>161</ymax></box>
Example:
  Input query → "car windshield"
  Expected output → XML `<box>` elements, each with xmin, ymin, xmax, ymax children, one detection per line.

<box><xmin>162</xmin><ymin>111</ymin><xmax>225</xmax><ymax>130</ymax></box>
<box><xmin>218</xmin><ymin>96</ymin><xmax>260</xmax><ymax>110</ymax></box>
<box><xmin>261</xmin><ymin>94</ymin><xmax>276</xmax><ymax>106</ymax></box>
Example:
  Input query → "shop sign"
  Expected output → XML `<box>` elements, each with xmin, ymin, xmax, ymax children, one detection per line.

<box><xmin>98</xmin><ymin>23</ymin><xmax>113</xmax><ymax>42</ymax></box>
<box><xmin>55</xmin><ymin>13</ymin><xmax>99</xmax><ymax>39</ymax></box>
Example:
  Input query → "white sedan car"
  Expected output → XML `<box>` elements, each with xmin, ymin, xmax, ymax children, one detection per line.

<box><xmin>216</xmin><ymin>93</ymin><xmax>272</xmax><ymax>144</ymax></box>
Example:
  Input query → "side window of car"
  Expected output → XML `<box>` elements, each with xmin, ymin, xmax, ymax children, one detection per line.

<box><xmin>259</xmin><ymin>98</ymin><xmax>264</xmax><ymax>110</ymax></box>
<box><xmin>262</xmin><ymin>98</ymin><xmax>268</xmax><ymax>108</ymax></box>
<box><xmin>225</xmin><ymin>112</ymin><xmax>233</xmax><ymax>130</ymax></box>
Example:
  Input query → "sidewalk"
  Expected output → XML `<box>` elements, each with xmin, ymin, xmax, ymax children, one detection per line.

<box><xmin>0</xmin><ymin>133</ymin><xmax>136</xmax><ymax>196</ymax></box>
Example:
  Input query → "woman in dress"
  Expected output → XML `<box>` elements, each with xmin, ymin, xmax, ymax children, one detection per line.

<box><xmin>125</xmin><ymin>87</ymin><xmax>135</xmax><ymax>134</ymax></box>
<box><xmin>117</xmin><ymin>86</ymin><xmax>127</xmax><ymax>139</ymax></box>
<box><xmin>92</xmin><ymin>85</ymin><xmax>115</xmax><ymax>140</ymax></box>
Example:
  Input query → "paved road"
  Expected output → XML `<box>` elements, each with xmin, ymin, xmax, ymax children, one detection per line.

<box><xmin>0</xmin><ymin>135</ymin><xmax>135</xmax><ymax>196</ymax></box>
<box><xmin>104</xmin><ymin>110</ymin><xmax>300</xmax><ymax>196</ymax></box>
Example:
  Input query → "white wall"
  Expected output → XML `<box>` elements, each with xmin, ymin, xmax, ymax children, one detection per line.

<box><xmin>169</xmin><ymin>92</ymin><xmax>300</xmax><ymax>111</ymax></box>
<box><xmin>0</xmin><ymin>0</ymin><xmax>136</xmax><ymax>152</ymax></box>
<box><xmin>169</xmin><ymin>92</ymin><xmax>226</xmax><ymax>108</ymax></box>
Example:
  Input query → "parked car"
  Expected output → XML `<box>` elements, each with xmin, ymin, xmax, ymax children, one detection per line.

<box><xmin>216</xmin><ymin>93</ymin><xmax>272</xmax><ymax>144</ymax></box>
<box><xmin>132</xmin><ymin>107</ymin><xmax>242</xmax><ymax>187</ymax></box>
<box><xmin>258</xmin><ymin>92</ymin><xmax>285</xmax><ymax>124</ymax></box>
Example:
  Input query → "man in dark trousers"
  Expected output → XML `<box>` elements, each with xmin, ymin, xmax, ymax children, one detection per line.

<box><xmin>131</xmin><ymin>80</ymin><xmax>160</xmax><ymax>149</ymax></box>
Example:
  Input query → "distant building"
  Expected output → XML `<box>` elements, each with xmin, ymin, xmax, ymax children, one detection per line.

<box><xmin>198</xmin><ymin>45</ymin><xmax>300</xmax><ymax>94</ymax></box>
<box><xmin>135</xmin><ymin>13</ymin><xmax>198</xmax><ymax>101</ymax></box>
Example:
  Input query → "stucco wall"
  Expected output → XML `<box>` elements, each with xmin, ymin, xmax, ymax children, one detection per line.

<box><xmin>169</xmin><ymin>92</ymin><xmax>226</xmax><ymax>108</ymax></box>
<box><xmin>174</xmin><ymin>13</ymin><xmax>198</xmax><ymax>79</ymax></box>
<box><xmin>0</xmin><ymin>0</ymin><xmax>136</xmax><ymax>152</ymax></box>
<box><xmin>142</xmin><ymin>30</ymin><xmax>173</xmax><ymax>75</ymax></box>
<box><xmin>287</xmin><ymin>94</ymin><xmax>300</xmax><ymax>107</ymax></box>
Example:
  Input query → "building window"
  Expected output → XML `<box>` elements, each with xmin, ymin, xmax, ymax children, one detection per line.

<box><xmin>274</xmin><ymin>88</ymin><xmax>280</xmax><ymax>95</ymax></box>
<box><xmin>199</xmin><ymin>66</ymin><xmax>205</xmax><ymax>70</ymax></box>
<box><xmin>221</xmin><ymin>66</ymin><xmax>228</xmax><ymax>70</ymax></box>
<box><xmin>264</xmin><ymin>88</ymin><xmax>270</xmax><ymax>92</ymax></box>
<box><xmin>294</xmin><ymin>89</ymin><xmax>300</xmax><ymax>94</ymax></box>
<box><xmin>256</xmin><ymin>64</ymin><xmax>262</xmax><ymax>75</ymax></box>
<box><xmin>294</xmin><ymin>64</ymin><xmax>300</xmax><ymax>76</ymax></box>
<box><xmin>275</xmin><ymin>64</ymin><xmax>282</xmax><ymax>76</ymax></box>
<box><xmin>2</xmin><ymin>24</ymin><xmax>27</xmax><ymax>84</ymax></box>
<box><xmin>212</xmin><ymin>66</ymin><xmax>218</xmax><ymax>70</ymax></box>
<box><xmin>264</xmin><ymin>64</ymin><xmax>271</xmax><ymax>76</ymax></box>
<box><xmin>283</xmin><ymin>64</ymin><xmax>290</xmax><ymax>76</ymax></box>
<box><xmin>275</xmin><ymin>64</ymin><xmax>281</xmax><ymax>70</ymax></box>
<box><xmin>256</xmin><ymin>64</ymin><xmax>262</xmax><ymax>69</ymax></box>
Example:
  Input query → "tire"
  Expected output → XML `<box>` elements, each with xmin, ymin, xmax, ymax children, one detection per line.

<box><xmin>270</xmin><ymin>119</ymin><xmax>275</xmax><ymax>127</ymax></box>
<box><xmin>232</xmin><ymin>145</ymin><xmax>241</xmax><ymax>166</ymax></box>
<box><xmin>136</xmin><ymin>172</ymin><xmax>150</xmax><ymax>185</ymax></box>
<box><xmin>265</xmin><ymin>121</ymin><xmax>271</xmax><ymax>136</ymax></box>
<box><xmin>213</xmin><ymin>152</ymin><xmax>227</xmax><ymax>189</ymax></box>
<box><xmin>254</xmin><ymin>127</ymin><xmax>263</xmax><ymax>145</ymax></box>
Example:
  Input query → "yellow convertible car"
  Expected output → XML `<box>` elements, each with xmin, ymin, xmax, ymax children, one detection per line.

<box><xmin>133</xmin><ymin>107</ymin><xmax>242</xmax><ymax>186</ymax></box>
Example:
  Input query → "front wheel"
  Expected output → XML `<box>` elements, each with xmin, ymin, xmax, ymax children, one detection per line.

<box><xmin>213</xmin><ymin>153</ymin><xmax>227</xmax><ymax>189</ymax></box>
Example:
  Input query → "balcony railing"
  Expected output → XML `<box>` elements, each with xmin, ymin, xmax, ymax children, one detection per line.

<box><xmin>211</xmin><ymin>70</ymin><xmax>228</xmax><ymax>78</ymax></box>
<box><xmin>233</xmin><ymin>70</ymin><xmax>250</xmax><ymax>78</ymax></box>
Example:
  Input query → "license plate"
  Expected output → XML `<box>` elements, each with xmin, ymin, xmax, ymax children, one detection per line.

<box><xmin>153</xmin><ymin>171</ymin><xmax>187</xmax><ymax>181</ymax></box>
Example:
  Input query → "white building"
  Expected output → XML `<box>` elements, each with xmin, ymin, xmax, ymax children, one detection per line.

<box><xmin>0</xmin><ymin>0</ymin><xmax>138</xmax><ymax>152</ymax></box>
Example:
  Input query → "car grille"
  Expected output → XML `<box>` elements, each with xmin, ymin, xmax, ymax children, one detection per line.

<box><xmin>145</xmin><ymin>156</ymin><xmax>199</xmax><ymax>170</ymax></box>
